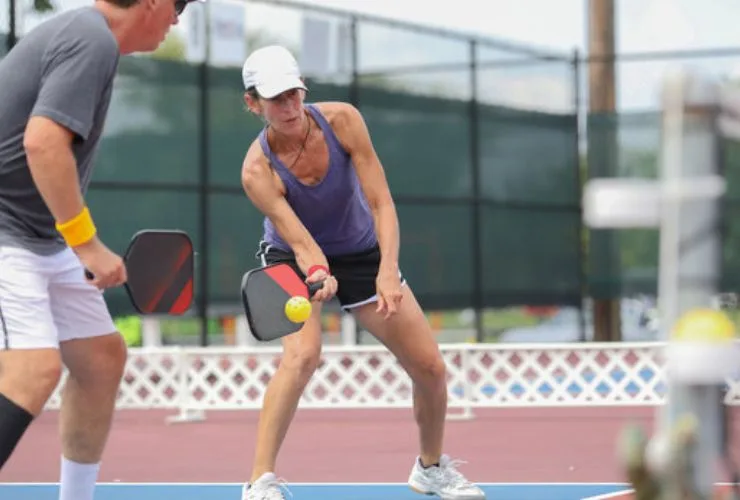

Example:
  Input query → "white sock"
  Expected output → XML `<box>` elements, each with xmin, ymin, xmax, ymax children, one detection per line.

<box><xmin>58</xmin><ymin>455</ymin><xmax>100</xmax><ymax>500</ymax></box>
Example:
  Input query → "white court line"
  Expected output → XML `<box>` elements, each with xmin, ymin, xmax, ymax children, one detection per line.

<box><xmin>582</xmin><ymin>483</ymin><xmax>740</xmax><ymax>500</ymax></box>
<box><xmin>0</xmin><ymin>481</ymin><xmax>631</xmax><ymax>487</ymax></box>
<box><xmin>581</xmin><ymin>489</ymin><xmax>634</xmax><ymax>500</ymax></box>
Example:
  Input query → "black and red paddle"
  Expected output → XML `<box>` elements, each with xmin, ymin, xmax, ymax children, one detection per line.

<box><xmin>86</xmin><ymin>230</ymin><xmax>194</xmax><ymax>315</ymax></box>
<box><xmin>240</xmin><ymin>263</ymin><xmax>323</xmax><ymax>341</ymax></box>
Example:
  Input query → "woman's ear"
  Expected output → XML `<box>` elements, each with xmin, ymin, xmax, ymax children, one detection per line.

<box><xmin>244</xmin><ymin>92</ymin><xmax>261</xmax><ymax>115</ymax></box>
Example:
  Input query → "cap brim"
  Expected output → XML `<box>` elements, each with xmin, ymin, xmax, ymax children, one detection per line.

<box><xmin>255</xmin><ymin>76</ymin><xmax>308</xmax><ymax>99</ymax></box>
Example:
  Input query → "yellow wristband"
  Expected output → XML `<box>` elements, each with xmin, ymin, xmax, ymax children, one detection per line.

<box><xmin>55</xmin><ymin>206</ymin><xmax>97</xmax><ymax>248</ymax></box>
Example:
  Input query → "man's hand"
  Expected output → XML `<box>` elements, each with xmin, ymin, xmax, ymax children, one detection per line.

<box><xmin>73</xmin><ymin>237</ymin><xmax>127</xmax><ymax>290</ymax></box>
<box><xmin>375</xmin><ymin>267</ymin><xmax>403</xmax><ymax>319</ymax></box>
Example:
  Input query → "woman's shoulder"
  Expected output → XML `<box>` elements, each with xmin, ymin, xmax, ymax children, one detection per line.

<box><xmin>311</xmin><ymin>101</ymin><xmax>361</xmax><ymax>129</ymax></box>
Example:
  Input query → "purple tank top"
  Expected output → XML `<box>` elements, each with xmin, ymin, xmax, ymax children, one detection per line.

<box><xmin>259</xmin><ymin>104</ymin><xmax>377</xmax><ymax>256</ymax></box>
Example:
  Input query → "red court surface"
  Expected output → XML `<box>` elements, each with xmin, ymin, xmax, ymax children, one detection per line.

<box><xmin>2</xmin><ymin>407</ymin><xmax>738</xmax><ymax>485</ymax></box>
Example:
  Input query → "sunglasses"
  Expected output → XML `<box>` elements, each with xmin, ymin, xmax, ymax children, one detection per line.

<box><xmin>174</xmin><ymin>0</ymin><xmax>190</xmax><ymax>15</ymax></box>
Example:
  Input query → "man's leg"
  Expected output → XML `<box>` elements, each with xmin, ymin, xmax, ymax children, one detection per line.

<box><xmin>50</xmin><ymin>248</ymin><xmax>126</xmax><ymax>500</ymax></box>
<box><xmin>0</xmin><ymin>349</ymin><xmax>62</xmax><ymax>469</ymax></box>
<box><xmin>57</xmin><ymin>334</ymin><xmax>126</xmax><ymax>500</ymax></box>
<box><xmin>0</xmin><ymin>246</ymin><xmax>63</xmax><ymax>471</ymax></box>
<box><xmin>248</xmin><ymin>304</ymin><xmax>323</xmax><ymax>486</ymax></box>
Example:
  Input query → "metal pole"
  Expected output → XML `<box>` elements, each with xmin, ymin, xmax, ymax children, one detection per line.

<box><xmin>7</xmin><ymin>0</ymin><xmax>16</xmax><ymax>51</ymax></box>
<box><xmin>349</xmin><ymin>15</ymin><xmax>361</xmax><ymax>346</ymax></box>
<box><xmin>572</xmin><ymin>48</ymin><xmax>587</xmax><ymax>342</ymax></box>
<box><xmin>197</xmin><ymin>2</ymin><xmax>211</xmax><ymax>347</ymax></box>
<box><xmin>468</xmin><ymin>39</ymin><xmax>483</xmax><ymax>343</ymax></box>
<box><xmin>656</xmin><ymin>69</ymin><xmax>726</xmax><ymax>499</ymax></box>
<box><xmin>348</xmin><ymin>16</ymin><xmax>358</xmax><ymax>107</ymax></box>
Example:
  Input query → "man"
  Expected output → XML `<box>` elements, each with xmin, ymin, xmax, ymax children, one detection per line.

<box><xmin>0</xmin><ymin>0</ymin><xmax>196</xmax><ymax>498</ymax></box>
<box><xmin>239</xmin><ymin>45</ymin><xmax>486</xmax><ymax>500</ymax></box>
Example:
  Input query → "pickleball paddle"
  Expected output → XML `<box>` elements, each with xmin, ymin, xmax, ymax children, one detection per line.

<box><xmin>85</xmin><ymin>230</ymin><xmax>194</xmax><ymax>315</ymax></box>
<box><xmin>240</xmin><ymin>263</ymin><xmax>324</xmax><ymax>341</ymax></box>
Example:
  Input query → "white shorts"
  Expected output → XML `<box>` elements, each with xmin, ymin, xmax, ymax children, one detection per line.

<box><xmin>0</xmin><ymin>245</ymin><xmax>117</xmax><ymax>350</ymax></box>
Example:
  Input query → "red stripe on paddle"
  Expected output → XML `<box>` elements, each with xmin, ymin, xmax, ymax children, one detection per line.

<box><xmin>170</xmin><ymin>278</ymin><xmax>193</xmax><ymax>315</ymax></box>
<box><xmin>264</xmin><ymin>265</ymin><xmax>307</xmax><ymax>298</ymax></box>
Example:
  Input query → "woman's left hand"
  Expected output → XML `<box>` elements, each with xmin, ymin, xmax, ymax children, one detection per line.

<box><xmin>376</xmin><ymin>268</ymin><xmax>403</xmax><ymax>320</ymax></box>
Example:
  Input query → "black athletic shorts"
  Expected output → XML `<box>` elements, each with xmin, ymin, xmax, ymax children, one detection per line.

<box><xmin>255</xmin><ymin>241</ymin><xmax>405</xmax><ymax>310</ymax></box>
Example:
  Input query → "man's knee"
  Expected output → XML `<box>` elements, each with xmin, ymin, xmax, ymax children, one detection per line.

<box><xmin>95</xmin><ymin>333</ymin><xmax>127</xmax><ymax>382</ymax></box>
<box><xmin>0</xmin><ymin>349</ymin><xmax>63</xmax><ymax>416</ymax></box>
<box><xmin>61</xmin><ymin>333</ymin><xmax>127</xmax><ymax>387</ymax></box>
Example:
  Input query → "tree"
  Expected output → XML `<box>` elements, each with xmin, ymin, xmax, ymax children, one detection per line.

<box><xmin>150</xmin><ymin>31</ymin><xmax>187</xmax><ymax>61</ymax></box>
<box><xmin>31</xmin><ymin>0</ymin><xmax>53</xmax><ymax>13</ymax></box>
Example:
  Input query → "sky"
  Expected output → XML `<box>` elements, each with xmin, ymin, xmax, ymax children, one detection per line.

<box><xmin>2</xmin><ymin>0</ymin><xmax>739</xmax><ymax>113</ymax></box>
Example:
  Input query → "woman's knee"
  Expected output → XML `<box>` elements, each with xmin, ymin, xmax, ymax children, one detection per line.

<box><xmin>278</xmin><ymin>317</ymin><xmax>323</xmax><ymax>381</ymax></box>
<box><xmin>410</xmin><ymin>352</ymin><xmax>447</xmax><ymax>389</ymax></box>
<box><xmin>280</xmin><ymin>343</ymin><xmax>322</xmax><ymax>381</ymax></box>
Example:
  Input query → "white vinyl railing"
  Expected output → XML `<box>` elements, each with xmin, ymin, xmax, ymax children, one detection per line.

<box><xmin>45</xmin><ymin>342</ymin><xmax>740</xmax><ymax>423</ymax></box>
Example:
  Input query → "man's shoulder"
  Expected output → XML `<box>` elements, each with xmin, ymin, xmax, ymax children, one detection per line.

<box><xmin>7</xmin><ymin>6</ymin><xmax>116</xmax><ymax>61</ymax></box>
<box><xmin>52</xmin><ymin>8</ymin><xmax>118</xmax><ymax>52</ymax></box>
<box><xmin>26</xmin><ymin>7</ymin><xmax>118</xmax><ymax>61</ymax></box>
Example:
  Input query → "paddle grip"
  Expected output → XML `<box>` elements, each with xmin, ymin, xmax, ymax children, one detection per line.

<box><xmin>307</xmin><ymin>280</ymin><xmax>325</xmax><ymax>298</ymax></box>
<box><xmin>84</xmin><ymin>269</ymin><xmax>94</xmax><ymax>280</ymax></box>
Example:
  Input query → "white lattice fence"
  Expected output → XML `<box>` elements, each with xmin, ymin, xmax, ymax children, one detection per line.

<box><xmin>45</xmin><ymin>343</ymin><xmax>740</xmax><ymax>417</ymax></box>
<box><xmin>46</xmin><ymin>348</ymin><xmax>186</xmax><ymax>410</ymax></box>
<box><xmin>463</xmin><ymin>344</ymin><xmax>667</xmax><ymax>407</ymax></box>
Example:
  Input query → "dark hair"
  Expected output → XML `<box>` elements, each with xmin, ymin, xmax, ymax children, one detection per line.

<box><xmin>246</xmin><ymin>87</ymin><xmax>260</xmax><ymax>100</ymax></box>
<box><xmin>103</xmin><ymin>0</ymin><xmax>140</xmax><ymax>8</ymax></box>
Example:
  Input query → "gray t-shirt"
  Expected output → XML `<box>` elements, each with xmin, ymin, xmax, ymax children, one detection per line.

<box><xmin>0</xmin><ymin>7</ymin><xmax>119</xmax><ymax>256</ymax></box>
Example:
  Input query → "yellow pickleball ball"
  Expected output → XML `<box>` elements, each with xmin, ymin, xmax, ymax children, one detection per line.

<box><xmin>671</xmin><ymin>308</ymin><xmax>736</xmax><ymax>343</ymax></box>
<box><xmin>285</xmin><ymin>296</ymin><xmax>312</xmax><ymax>323</ymax></box>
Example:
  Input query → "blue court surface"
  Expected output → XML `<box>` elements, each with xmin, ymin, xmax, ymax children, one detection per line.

<box><xmin>0</xmin><ymin>482</ymin><xmax>632</xmax><ymax>500</ymax></box>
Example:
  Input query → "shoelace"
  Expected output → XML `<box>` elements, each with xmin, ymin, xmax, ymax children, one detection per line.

<box><xmin>438</xmin><ymin>458</ymin><xmax>476</xmax><ymax>489</ymax></box>
<box><xmin>248</xmin><ymin>477</ymin><xmax>293</xmax><ymax>500</ymax></box>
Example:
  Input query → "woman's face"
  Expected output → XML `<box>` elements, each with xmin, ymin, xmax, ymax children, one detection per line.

<box><xmin>246</xmin><ymin>88</ymin><xmax>306</xmax><ymax>136</ymax></box>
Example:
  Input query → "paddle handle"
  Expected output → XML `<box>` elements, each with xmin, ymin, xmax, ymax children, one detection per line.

<box><xmin>307</xmin><ymin>280</ymin><xmax>325</xmax><ymax>298</ymax></box>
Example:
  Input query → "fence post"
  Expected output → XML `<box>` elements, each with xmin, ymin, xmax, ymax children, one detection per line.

<box><xmin>572</xmin><ymin>48</ymin><xmax>588</xmax><ymax>341</ymax></box>
<box><xmin>348</xmin><ymin>16</ymin><xmax>359</xmax><ymax>108</ymax></box>
<box><xmin>7</xmin><ymin>0</ymin><xmax>16</xmax><ymax>51</ymax></box>
<box><xmin>468</xmin><ymin>40</ymin><xmax>483</xmax><ymax>343</ymax></box>
<box><xmin>197</xmin><ymin>24</ymin><xmax>211</xmax><ymax>347</ymax></box>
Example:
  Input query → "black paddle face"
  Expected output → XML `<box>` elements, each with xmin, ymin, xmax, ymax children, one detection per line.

<box><xmin>242</xmin><ymin>264</ymin><xmax>323</xmax><ymax>342</ymax></box>
<box><xmin>86</xmin><ymin>230</ymin><xmax>195</xmax><ymax>315</ymax></box>
<box><xmin>124</xmin><ymin>230</ymin><xmax>194</xmax><ymax>315</ymax></box>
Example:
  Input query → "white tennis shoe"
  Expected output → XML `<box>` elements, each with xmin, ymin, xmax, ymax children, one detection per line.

<box><xmin>241</xmin><ymin>472</ymin><xmax>291</xmax><ymax>500</ymax></box>
<box><xmin>408</xmin><ymin>454</ymin><xmax>486</xmax><ymax>500</ymax></box>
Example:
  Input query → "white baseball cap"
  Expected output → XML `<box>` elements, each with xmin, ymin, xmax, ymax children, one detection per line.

<box><xmin>241</xmin><ymin>45</ymin><xmax>308</xmax><ymax>99</ymax></box>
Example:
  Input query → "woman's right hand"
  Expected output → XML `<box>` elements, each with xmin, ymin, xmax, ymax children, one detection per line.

<box><xmin>306</xmin><ymin>264</ymin><xmax>337</xmax><ymax>302</ymax></box>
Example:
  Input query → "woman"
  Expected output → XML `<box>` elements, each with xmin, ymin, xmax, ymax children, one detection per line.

<box><xmin>239</xmin><ymin>45</ymin><xmax>485</xmax><ymax>500</ymax></box>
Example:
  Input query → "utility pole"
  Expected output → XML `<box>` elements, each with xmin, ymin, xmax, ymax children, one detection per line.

<box><xmin>588</xmin><ymin>0</ymin><xmax>622</xmax><ymax>341</ymax></box>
